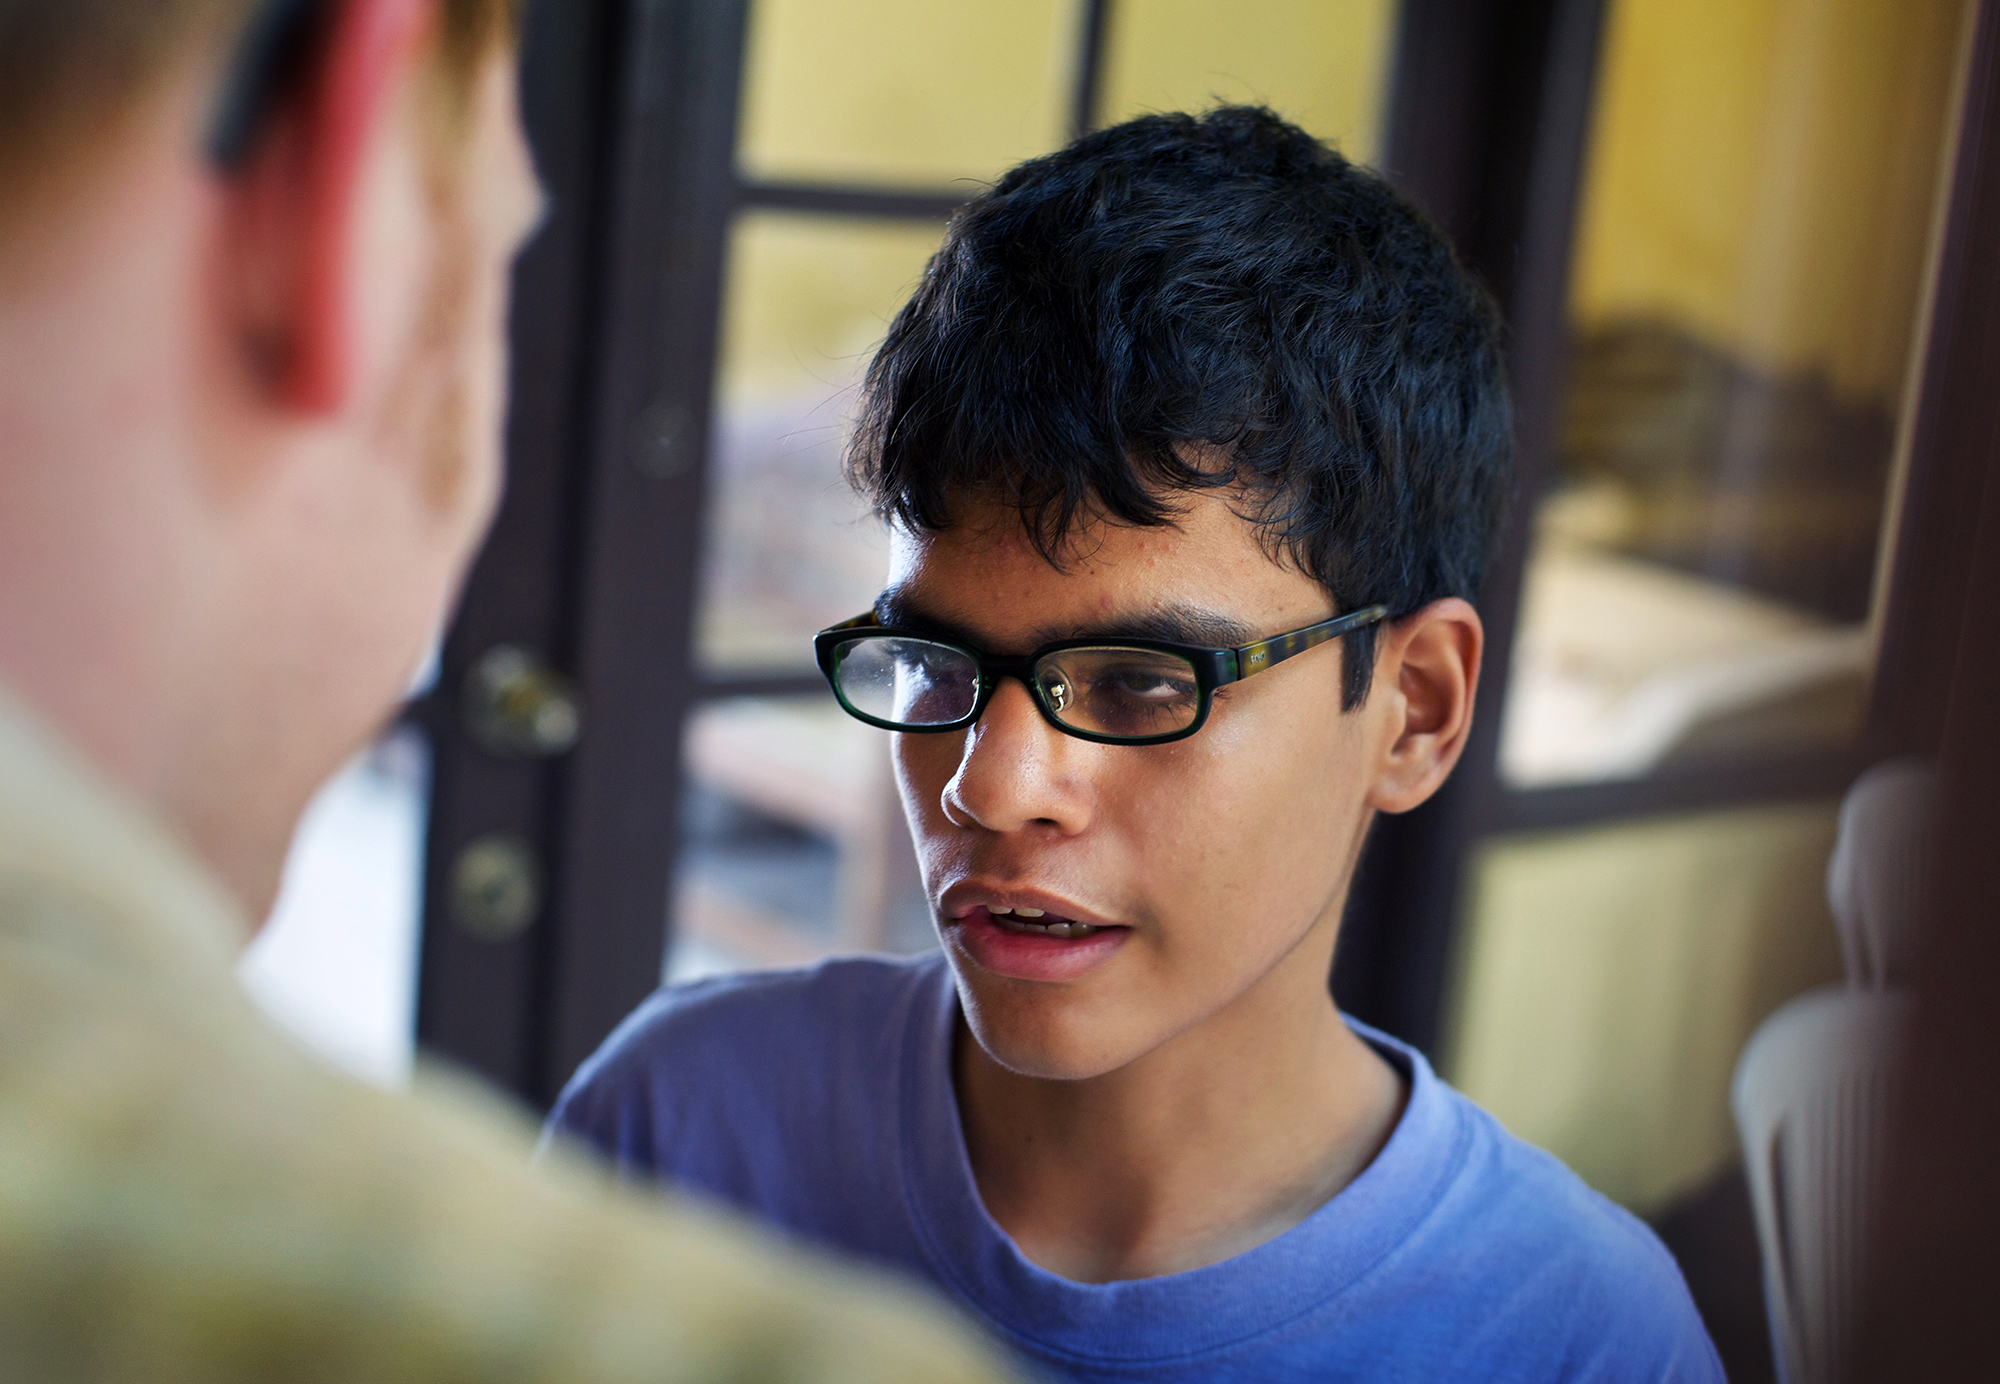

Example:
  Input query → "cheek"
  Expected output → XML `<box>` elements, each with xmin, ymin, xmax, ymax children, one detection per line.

<box><xmin>353</xmin><ymin>132</ymin><xmax>435</xmax><ymax>412</ymax></box>
<box><xmin>892</xmin><ymin>732</ymin><xmax>964</xmax><ymax>842</ymax></box>
<box><xmin>398</xmin><ymin>205</ymin><xmax>510</xmax><ymax>567</ymax></box>
<box><xmin>1131</xmin><ymin>705</ymin><xmax>1359</xmax><ymax>940</ymax></box>
<box><xmin>451</xmin><ymin>255</ymin><xmax>510</xmax><ymax>529</ymax></box>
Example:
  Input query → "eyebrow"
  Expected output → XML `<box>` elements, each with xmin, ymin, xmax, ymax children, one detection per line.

<box><xmin>874</xmin><ymin>588</ymin><xmax>1257</xmax><ymax>651</ymax></box>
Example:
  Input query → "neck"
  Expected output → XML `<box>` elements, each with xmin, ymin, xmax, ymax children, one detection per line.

<box><xmin>956</xmin><ymin>917</ymin><xmax>1407</xmax><ymax>1283</ymax></box>
<box><xmin>0</xmin><ymin>514</ymin><xmax>300</xmax><ymax>932</ymax></box>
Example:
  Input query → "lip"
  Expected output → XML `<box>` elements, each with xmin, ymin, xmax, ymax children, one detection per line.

<box><xmin>939</xmin><ymin>884</ymin><xmax>1132</xmax><ymax>984</ymax></box>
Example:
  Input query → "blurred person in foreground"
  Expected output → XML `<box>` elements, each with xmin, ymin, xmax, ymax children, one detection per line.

<box><xmin>0</xmin><ymin>2</ymin><xmax>1019</xmax><ymax>1381</ymax></box>
<box><xmin>551</xmin><ymin>109</ymin><xmax>1724</xmax><ymax>1381</ymax></box>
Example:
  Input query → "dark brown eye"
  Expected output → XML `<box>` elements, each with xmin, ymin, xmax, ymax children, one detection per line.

<box><xmin>1036</xmin><ymin>648</ymin><xmax>1200</xmax><ymax>739</ymax></box>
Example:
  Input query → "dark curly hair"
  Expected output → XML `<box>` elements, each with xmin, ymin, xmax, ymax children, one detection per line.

<box><xmin>847</xmin><ymin>105</ymin><xmax>1512</xmax><ymax>708</ymax></box>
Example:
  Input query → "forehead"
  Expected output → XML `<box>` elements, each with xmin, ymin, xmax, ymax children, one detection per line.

<box><xmin>884</xmin><ymin>490</ymin><xmax>1328</xmax><ymax>641</ymax></box>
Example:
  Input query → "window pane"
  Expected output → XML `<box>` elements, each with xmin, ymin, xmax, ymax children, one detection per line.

<box><xmin>1098</xmin><ymin>0</ymin><xmax>1400</xmax><ymax>163</ymax></box>
<box><xmin>737</xmin><ymin>0</ymin><xmax>1074</xmax><ymax>187</ymax></box>
<box><xmin>1445</xmin><ymin>802</ymin><xmax>1844</xmax><ymax>1212</ymax></box>
<box><xmin>670</xmin><ymin>698</ymin><xmax>932</xmax><ymax>982</ymax></box>
<box><xmin>238</xmin><ymin>729</ymin><xmax>428</xmax><ymax>1088</ymax></box>
<box><xmin>1499</xmin><ymin>0</ymin><xmax>1969</xmax><ymax>787</ymax></box>
<box><xmin>699</xmin><ymin>212</ymin><xmax>948</xmax><ymax>674</ymax></box>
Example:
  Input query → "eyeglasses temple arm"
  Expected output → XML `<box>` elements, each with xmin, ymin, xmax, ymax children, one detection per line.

<box><xmin>1231</xmin><ymin>605</ymin><xmax>1390</xmax><ymax>680</ymax></box>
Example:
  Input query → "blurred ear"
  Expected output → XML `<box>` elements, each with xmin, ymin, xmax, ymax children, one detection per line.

<box><xmin>219</xmin><ymin>0</ymin><xmax>435</xmax><ymax>412</ymax></box>
<box><xmin>1364</xmin><ymin>598</ymin><xmax>1484</xmax><ymax>814</ymax></box>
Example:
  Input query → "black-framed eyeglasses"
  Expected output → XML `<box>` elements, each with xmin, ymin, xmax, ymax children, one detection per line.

<box><xmin>813</xmin><ymin>605</ymin><xmax>1390</xmax><ymax>746</ymax></box>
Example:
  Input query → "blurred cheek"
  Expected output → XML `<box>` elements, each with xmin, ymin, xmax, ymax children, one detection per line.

<box><xmin>407</xmin><ymin>180</ymin><xmax>514</xmax><ymax>574</ymax></box>
<box><xmin>435</xmin><ymin>90</ymin><xmax>541</xmax><ymax>571</ymax></box>
<box><xmin>450</xmin><ymin>246</ymin><xmax>509</xmax><ymax>540</ymax></box>
<box><xmin>344</xmin><ymin>208</ymin><xmax>493</xmax><ymax>706</ymax></box>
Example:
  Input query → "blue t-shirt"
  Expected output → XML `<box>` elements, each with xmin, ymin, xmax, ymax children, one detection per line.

<box><xmin>548</xmin><ymin>955</ymin><xmax>1722</xmax><ymax>1383</ymax></box>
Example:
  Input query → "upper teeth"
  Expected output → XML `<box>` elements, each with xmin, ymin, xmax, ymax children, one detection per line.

<box><xmin>989</xmin><ymin>906</ymin><xmax>1097</xmax><ymax>938</ymax></box>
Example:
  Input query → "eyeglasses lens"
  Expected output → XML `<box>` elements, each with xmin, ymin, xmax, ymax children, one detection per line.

<box><xmin>1034</xmin><ymin>647</ymin><xmax>1201</xmax><ymax>740</ymax></box>
<box><xmin>835</xmin><ymin>636</ymin><xmax>980</xmax><ymax>726</ymax></box>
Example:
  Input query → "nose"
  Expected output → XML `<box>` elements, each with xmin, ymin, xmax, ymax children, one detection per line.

<box><xmin>940</xmin><ymin>677</ymin><xmax>1096</xmax><ymax>836</ymax></box>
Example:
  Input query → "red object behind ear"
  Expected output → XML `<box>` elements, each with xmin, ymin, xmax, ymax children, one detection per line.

<box><xmin>283</xmin><ymin>0</ymin><xmax>436</xmax><ymax>412</ymax></box>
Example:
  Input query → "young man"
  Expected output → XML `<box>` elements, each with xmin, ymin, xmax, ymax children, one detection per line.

<box><xmin>549</xmin><ymin>108</ymin><xmax>1722</xmax><ymax>1380</ymax></box>
<box><xmin>0</xmin><ymin>1</ymin><xmax>1016</xmax><ymax>1379</ymax></box>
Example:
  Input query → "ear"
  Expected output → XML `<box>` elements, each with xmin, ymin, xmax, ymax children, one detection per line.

<box><xmin>1364</xmin><ymin>597</ymin><xmax>1485</xmax><ymax>814</ymax></box>
<box><xmin>220</xmin><ymin>0</ymin><xmax>436</xmax><ymax>413</ymax></box>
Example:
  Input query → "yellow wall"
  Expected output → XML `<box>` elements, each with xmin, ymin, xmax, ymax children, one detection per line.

<box><xmin>738</xmin><ymin>0</ymin><xmax>1400</xmax><ymax>189</ymax></box>
<box><xmin>727</xmin><ymin>1</ymin><xmax>1403</xmax><ymax>389</ymax></box>
<box><xmin>1445</xmin><ymin>802</ymin><xmax>1846</xmax><ymax>1213</ymax></box>
<box><xmin>717</xmin><ymin>213</ymin><xmax>949</xmax><ymax>403</ymax></box>
<box><xmin>1099</xmin><ymin>0</ymin><xmax>1397</xmax><ymax>164</ymax></box>
<box><xmin>737</xmin><ymin>0</ymin><xmax>1074</xmax><ymax>186</ymax></box>
<box><xmin>1570</xmin><ymin>0</ymin><xmax>1966</xmax><ymax>403</ymax></box>
<box><xmin>737</xmin><ymin>0</ymin><xmax>1968</xmax><ymax>413</ymax></box>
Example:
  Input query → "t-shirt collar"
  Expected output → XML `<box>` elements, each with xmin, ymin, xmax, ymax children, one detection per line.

<box><xmin>895</xmin><ymin>958</ymin><xmax>1471</xmax><ymax>1363</ymax></box>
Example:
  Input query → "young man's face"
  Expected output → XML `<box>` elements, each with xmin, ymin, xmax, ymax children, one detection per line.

<box><xmin>887</xmin><ymin>492</ymin><xmax>1406</xmax><ymax>1081</ymax></box>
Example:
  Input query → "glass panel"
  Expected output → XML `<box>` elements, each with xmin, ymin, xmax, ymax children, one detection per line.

<box><xmin>1098</xmin><ymin>0</ymin><xmax>1400</xmax><ymax>164</ymax></box>
<box><xmin>670</xmin><ymin>697</ymin><xmax>933</xmax><ymax>982</ymax></box>
<box><xmin>1499</xmin><ymin>0</ymin><xmax>1969</xmax><ymax>788</ymax></box>
<box><xmin>737</xmin><ymin>0</ymin><xmax>1073</xmax><ymax>187</ymax></box>
<box><xmin>237</xmin><ymin>728</ymin><xmax>428</xmax><ymax>1088</ymax></box>
<box><xmin>1444</xmin><ymin>803</ymin><xmax>1844</xmax><ymax>1213</ymax></box>
<box><xmin>699</xmin><ymin>212</ymin><xmax>948</xmax><ymax>674</ymax></box>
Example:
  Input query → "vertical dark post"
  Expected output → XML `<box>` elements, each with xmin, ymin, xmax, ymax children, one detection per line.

<box><xmin>537</xmin><ymin>0</ymin><xmax>751</xmax><ymax>1105</ymax></box>
<box><xmin>1333</xmin><ymin>0</ymin><xmax>1609</xmax><ymax>1055</ymax></box>
<box><xmin>1854</xmin><ymin>1</ymin><xmax>2000</xmax><ymax>1369</ymax></box>
<box><xmin>1071</xmin><ymin>0</ymin><xmax>1114</xmax><ymax>142</ymax></box>
<box><xmin>1867</xmin><ymin>0</ymin><xmax>1999</xmax><ymax>761</ymax></box>
<box><xmin>417</xmin><ymin>0</ymin><xmax>623</xmax><ymax>1094</ymax></box>
<box><xmin>418</xmin><ymin>0</ymin><xmax>752</xmax><ymax>1107</ymax></box>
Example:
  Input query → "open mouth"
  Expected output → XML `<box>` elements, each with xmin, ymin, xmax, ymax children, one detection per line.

<box><xmin>985</xmin><ymin>906</ymin><xmax>1103</xmax><ymax>940</ymax></box>
<box><xmin>948</xmin><ymin>901</ymin><xmax>1132</xmax><ymax>981</ymax></box>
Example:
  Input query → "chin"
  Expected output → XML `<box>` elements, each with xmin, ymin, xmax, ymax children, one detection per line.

<box><xmin>953</xmin><ymin>967</ymin><xmax>1152</xmax><ymax>1082</ymax></box>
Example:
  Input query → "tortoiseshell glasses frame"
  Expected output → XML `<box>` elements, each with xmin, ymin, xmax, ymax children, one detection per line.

<box><xmin>813</xmin><ymin>605</ymin><xmax>1390</xmax><ymax>746</ymax></box>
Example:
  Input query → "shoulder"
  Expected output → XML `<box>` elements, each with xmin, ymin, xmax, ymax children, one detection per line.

<box><xmin>1344</xmin><ymin>1022</ymin><xmax>1721</xmax><ymax>1381</ymax></box>
<box><xmin>548</xmin><ymin>953</ymin><xmax>945</xmax><ymax>1160</ymax></box>
<box><xmin>0</xmin><ymin>920</ymin><xmax>1008</xmax><ymax>1383</ymax></box>
<box><xmin>566</xmin><ymin>952</ymin><xmax>942</xmax><ymax>1091</ymax></box>
<box><xmin>1422</xmin><ymin>1086</ymin><xmax>1724</xmax><ymax>1381</ymax></box>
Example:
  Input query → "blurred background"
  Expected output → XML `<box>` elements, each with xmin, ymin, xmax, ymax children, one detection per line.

<box><xmin>236</xmin><ymin>0</ymin><xmax>1982</xmax><ymax>1376</ymax></box>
